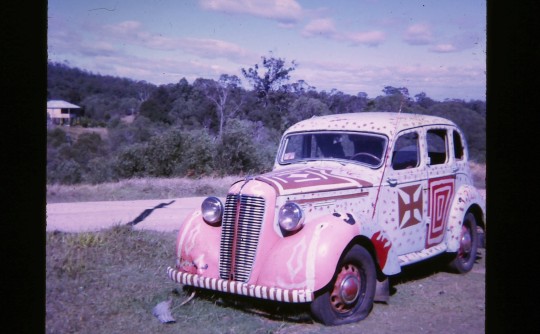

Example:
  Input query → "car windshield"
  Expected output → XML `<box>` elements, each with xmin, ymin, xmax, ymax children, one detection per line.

<box><xmin>280</xmin><ymin>132</ymin><xmax>388</xmax><ymax>168</ymax></box>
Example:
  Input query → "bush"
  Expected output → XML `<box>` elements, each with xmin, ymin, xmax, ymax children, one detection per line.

<box><xmin>47</xmin><ymin>128</ymin><xmax>70</xmax><ymax>147</ymax></box>
<box><xmin>216</xmin><ymin>119</ymin><xmax>275</xmax><ymax>175</ymax></box>
<box><xmin>173</xmin><ymin>129</ymin><xmax>216</xmax><ymax>176</ymax></box>
<box><xmin>48</xmin><ymin>159</ymin><xmax>83</xmax><ymax>184</ymax></box>
<box><xmin>72</xmin><ymin>133</ymin><xmax>106</xmax><ymax>165</ymax></box>
<box><xmin>143</xmin><ymin>129</ymin><xmax>185</xmax><ymax>177</ymax></box>
<box><xmin>110</xmin><ymin>123</ymin><xmax>275</xmax><ymax>179</ymax></box>
<box><xmin>113</xmin><ymin>143</ymin><xmax>150</xmax><ymax>178</ymax></box>
<box><xmin>83</xmin><ymin>157</ymin><xmax>117</xmax><ymax>184</ymax></box>
<box><xmin>112</xmin><ymin>128</ymin><xmax>216</xmax><ymax>178</ymax></box>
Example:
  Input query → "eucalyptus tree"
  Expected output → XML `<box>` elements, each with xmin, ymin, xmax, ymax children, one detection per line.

<box><xmin>242</xmin><ymin>54</ymin><xmax>297</xmax><ymax>106</ymax></box>
<box><xmin>194</xmin><ymin>74</ymin><xmax>244</xmax><ymax>141</ymax></box>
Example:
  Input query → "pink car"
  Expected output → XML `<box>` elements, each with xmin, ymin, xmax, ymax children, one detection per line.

<box><xmin>167</xmin><ymin>112</ymin><xmax>486</xmax><ymax>325</ymax></box>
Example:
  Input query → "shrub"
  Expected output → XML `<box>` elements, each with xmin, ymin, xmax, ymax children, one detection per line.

<box><xmin>48</xmin><ymin>159</ymin><xmax>83</xmax><ymax>184</ymax></box>
<box><xmin>142</xmin><ymin>130</ymin><xmax>183</xmax><ymax>177</ymax></box>
<box><xmin>216</xmin><ymin>119</ymin><xmax>274</xmax><ymax>175</ymax></box>
<box><xmin>47</xmin><ymin>128</ymin><xmax>70</xmax><ymax>147</ymax></box>
<box><xmin>173</xmin><ymin>129</ymin><xmax>216</xmax><ymax>177</ymax></box>
<box><xmin>83</xmin><ymin>157</ymin><xmax>117</xmax><ymax>184</ymax></box>
<box><xmin>113</xmin><ymin>143</ymin><xmax>150</xmax><ymax>178</ymax></box>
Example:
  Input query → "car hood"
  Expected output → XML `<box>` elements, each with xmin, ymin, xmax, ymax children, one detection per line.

<box><xmin>255</xmin><ymin>165</ymin><xmax>376</xmax><ymax>196</ymax></box>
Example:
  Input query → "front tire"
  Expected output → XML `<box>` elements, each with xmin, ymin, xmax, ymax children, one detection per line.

<box><xmin>310</xmin><ymin>245</ymin><xmax>376</xmax><ymax>326</ymax></box>
<box><xmin>448</xmin><ymin>212</ymin><xmax>478</xmax><ymax>273</ymax></box>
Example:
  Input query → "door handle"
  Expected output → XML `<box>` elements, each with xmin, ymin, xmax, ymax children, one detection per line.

<box><xmin>452</xmin><ymin>166</ymin><xmax>459</xmax><ymax>173</ymax></box>
<box><xmin>386</xmin><ymin>177</ymin><xmax>398</xmax><ymax>187</ymax></box>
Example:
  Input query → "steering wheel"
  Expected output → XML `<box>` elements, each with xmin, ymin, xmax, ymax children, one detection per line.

<box><xmin>350</xmin><ymin>152</ymin><xmax>382</xmax><ymax>165</ymax></box>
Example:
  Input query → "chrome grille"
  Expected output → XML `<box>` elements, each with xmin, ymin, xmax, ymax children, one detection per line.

<box><xmin>219</xmin><ymin>194</ymin><xmax>265</xmax><ymax>282</ymax></box>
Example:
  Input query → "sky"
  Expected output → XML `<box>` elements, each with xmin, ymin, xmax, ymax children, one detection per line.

<box><xmin>47</xmin><ymin>0</ymin><xmax>486</xmax><ymax>101</ymax></box>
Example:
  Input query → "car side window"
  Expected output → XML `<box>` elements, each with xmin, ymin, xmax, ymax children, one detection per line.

<box><xmin>392</xmin><ymin>132</ymin><xmax>419</xmax><ymax>170</ymax></box>
<box><xmin>426</xmin><ymin>129</ymin><xmax>447</xmax><ymax>165</ymax></box>
<box><xmin>453</xmin><ymin>130</ymin><xmax>464</xmax><ymax>160</ymax></box>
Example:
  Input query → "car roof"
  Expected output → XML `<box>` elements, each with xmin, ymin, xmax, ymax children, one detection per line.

<box><xmin>283</xmin><ymin>112</ymin><xmax>457</xmax><ymax>137</ymax></box>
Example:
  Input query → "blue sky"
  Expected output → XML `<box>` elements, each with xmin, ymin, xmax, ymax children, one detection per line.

<box><xmin>48</xmin><ymin>0</ymin><xmax>486</xmax><ymax>101</ymax></box>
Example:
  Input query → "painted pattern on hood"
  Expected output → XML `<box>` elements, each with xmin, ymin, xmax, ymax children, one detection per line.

<box><xmin>256</xmin><ymin>166</ymin><xmax>373</xmax><ymax>196</ymax></box>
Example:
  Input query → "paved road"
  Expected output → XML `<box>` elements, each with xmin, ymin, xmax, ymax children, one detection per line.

<box><xmin>46</xmin><ymin>190</ymin><xmax>485</xmax><ymax>233</ymax></box>
<box><xmin>46</xmin><ymin>197</ymin><xmax>210</xmax><ymax>233</ymax></box>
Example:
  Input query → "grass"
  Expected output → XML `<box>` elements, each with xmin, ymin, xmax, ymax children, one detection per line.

<box><xmin>47</xmin><ymin>176</ymin><xmax>240</xmax><ymax>203</ymax></box>
<box><xmin>46</xmin><ymin>225</ymin><xmax>304</xmax><ymax>334</ymax></box>
<box><xmin>46</xmin><ymin>164</ymin><xmax>485</xmax><ymax>203</ymax></box>
<box><xmin>46</xmin><ymin>225</ymin><xmax>485</xmax><ymax>334</ymax></box>
<box><xmin>46</xmin><ymin>165</ymin><xmax>486</xmax><ymax>332</ymax></box>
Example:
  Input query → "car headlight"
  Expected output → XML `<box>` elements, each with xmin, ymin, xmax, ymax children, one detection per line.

<box><xmin>278</xmin><ymin>202</ymin><xmax>305</xmax><ymax>232</ymax></box>
<box><xmin>201</xmin><ymin>197</ymin><xmax>223</xmax><ymax>225</ymax></box>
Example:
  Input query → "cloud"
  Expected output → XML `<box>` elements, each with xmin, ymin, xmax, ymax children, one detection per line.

<box><xmin>301</xmin><ymin>18</ymin><xmax>337</xmax><ymax>38</ymax></box>
<box><xmin>104</xmin><ymin>20</ymin><xmax>142</xmax><ymax>35</ymax></box>
<box><xmin>99</xmin><ymin>21</ymin><xmax>252</xmax><ymax>61</ymax></box>
<box><xmin>77</xmin><ymin>41</ymin><xmax>117</xmax><ymax>57</ymax></box>
<box><xmin>403</xmin><ymin>23</ymin><xmax>433</xmax><ymax>45</ymax></box>
<box><xmin>430</xmin><ymin>44</ymin><xmax>457</xmax><ymax>53</ymax></box>
<box><xmin>293</xmin><ymin>60</ymin><xmax>485</xmax><ymax>100</ymax></box>
<box><xmin>343</xmin><ymin>31</ymin><xmax>386</xmax><ymax>46</ymax></box>
<box><xmin>428</xmin><ymin>31</ymin><xmax>483</xmax><ymax>53</ymax></box>
<box><xmin>199</xmin><ymin>0</ymin><xmax>303</xmax><ymax>23</ymax></box>
<box><xmin>82</xmin><ymin>52</ymin><xmax>240</xmax><ymax>86</ymax></box>
<box><xmin>301</xmin><ymin>18</ymin><xmax>385</xmax><ymax>46</ymax></box>
<box><xmin>179</xmin><ymin>38</ymin><xmax>253</xmax><ymax>60</ymax></box>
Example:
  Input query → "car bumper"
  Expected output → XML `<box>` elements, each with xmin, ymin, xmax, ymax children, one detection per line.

<box><xmin>167</xmin><ymin>266</ymin><xmax>314</xmax><ymax>303</ymax></box>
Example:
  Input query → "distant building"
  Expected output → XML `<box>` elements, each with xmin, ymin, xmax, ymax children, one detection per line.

<box><xmin>47</xmin><ymin>100</ymin><xmax>81</xmax><ymax>126</ymax></box>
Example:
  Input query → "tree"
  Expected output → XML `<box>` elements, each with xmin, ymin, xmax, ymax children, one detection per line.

<box><xmin>368</xmin><ymin>86</ymin><xmax>411</xmax><ymax>112</ymax></box>
<box><xmin>139</xmin><ymin>86</ymin><xmax>173</xmax><ymax>124</ymax></box>
<box><xmin>321</xmin><ymin>90</ymin><xmax>369</xmax><ymax>114</ymax></box>
<box><xmin>414</xmin><ymin>92</ymin><xmax>436</xmax><ymax>109</ymax></box>
<box><xmin>290</xmin><ymin>80</ymin><xmax>316</xmax><ymax>96</ymax></box>
<box><xmin>285</xmin><ymin>96</ymin><xmax>330</xmax><ymax>128</ymax></box>
<box><xmin>195</xmin><ymin>75</ymin><xmax>244</xmax><ymax>140</ymax></box>
<box><xmin>242</xmin><ymin>54</ymin><xmax>297</xmax><ymax>105</ymax></box>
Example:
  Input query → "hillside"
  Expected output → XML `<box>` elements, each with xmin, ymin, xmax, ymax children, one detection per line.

<box><xmin>47</xmin><ymin>61</ymin><xmax>486</xmax><ymax>185</ymax></box>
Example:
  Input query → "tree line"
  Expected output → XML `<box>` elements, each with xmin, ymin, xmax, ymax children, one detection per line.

<box><xmin>47</xmin><ymin>57</ymin><xmax>485</xmax><ymax>185</ymax></box>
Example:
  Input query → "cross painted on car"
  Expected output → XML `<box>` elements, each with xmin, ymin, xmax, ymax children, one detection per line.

<box><xmin>397</xmin><ymin>184</ymin><xmax>423</xmax><ymax>229</ymax></box>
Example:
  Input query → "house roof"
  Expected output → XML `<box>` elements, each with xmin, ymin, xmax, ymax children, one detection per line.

<box><xmin>47</xmin><ymin>100</ymin><xmax>81</xmax><ymax>109</ymax></box>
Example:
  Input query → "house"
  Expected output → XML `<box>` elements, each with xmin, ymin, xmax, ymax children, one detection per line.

<box><xmin>47</xmin><ymin>100</ymin><xmax>81</xmax><ymax>126</ymax></box>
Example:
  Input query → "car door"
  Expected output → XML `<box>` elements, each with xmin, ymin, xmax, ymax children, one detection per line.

<box><xmin>424</xmin><ymin>127</ymin><xmax>456</xmax><ymax>248</ymax></box>
<box><xmin>378</xmin><ymin>129</ymin><xmax>428</xmax><ymax>255</ymax></box>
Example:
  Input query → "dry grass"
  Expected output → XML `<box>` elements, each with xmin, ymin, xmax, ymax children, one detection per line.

<box><xmin>47</xmin><ymin>164</ymin><xmax>486</xmax><ymax>203</ymax></box>
<box><xmin>62</xmin><ymin>126</ymin><xmax>109</xmax><ymax>141</ymax></box>
<box><xmin>47</xmin><ymin>176</ymin><xmax>241</xmax><ymax>203</ymax></box>
<box><xmin>46</xmin><ymin>225</ymin><xmax>485</xmax><ymax>333</ymax></box>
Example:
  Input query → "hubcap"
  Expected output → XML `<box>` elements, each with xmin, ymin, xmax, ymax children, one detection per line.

<box><xmin>459</xmin><ymin>225</ymin><xmax>472</xmax><ymax>257</ymax></box>
<box><xmin>340</xmin><ymin>275</ymin><xmax>361</xmax><ymax>304</ymax></box>
<box><xmin>330</xmin><ymin>264</ymin><xmax>362</xmax><ymax>313</ymax></box>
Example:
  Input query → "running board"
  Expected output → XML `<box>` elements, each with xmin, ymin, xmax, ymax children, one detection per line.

<box><xmin>398</xmin><ymin>244</ymin><xmax>447</xmax><ymax>266</ymax></box>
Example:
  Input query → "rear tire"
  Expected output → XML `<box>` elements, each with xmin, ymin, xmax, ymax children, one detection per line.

<box><xmin>310</xmin><ymin>245</ymin><xmax>376</xmax><ymax>326</ymax></box>
<box><xmin>448</xmin><ymin>212</ymin><xmax>478</xmax><ymax>273</ymax></box>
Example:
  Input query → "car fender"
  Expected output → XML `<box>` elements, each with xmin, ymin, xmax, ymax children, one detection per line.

<box><xmin>175</xmin><ymin>210</ymin><xmax>221</xmax><ymax>278</ymax></box>
<box><xmin>445</xmin><ymin>184</ymin><xmax>486</xmax><ymax>252</ymax></box>
<box><xmin>256</xmin><ymin>212</ymin><xmax>399</xmax><ymax>293</ymax></box>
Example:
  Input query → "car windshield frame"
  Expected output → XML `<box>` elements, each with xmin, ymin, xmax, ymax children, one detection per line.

<box><xmin>278</xmin><ymin>131</ymin><xmax>389</xmax><ymax>169</ymax></box>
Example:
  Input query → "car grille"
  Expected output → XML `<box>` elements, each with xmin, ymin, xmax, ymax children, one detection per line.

<box><xmin>219</xmin><ymin>194</ymin><xmax>265</xmax><ymax>282</ymax></box>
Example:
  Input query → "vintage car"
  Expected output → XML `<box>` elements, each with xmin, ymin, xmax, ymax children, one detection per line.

<box><xmin>167</xmin><ymin>112</ymin><xmax>486</xmax><ymax>325</ymax></box>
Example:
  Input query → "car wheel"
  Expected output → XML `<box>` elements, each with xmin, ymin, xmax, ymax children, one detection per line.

<box><xmin>310</xmin><ymin>245</ymin><xmax>376</xmax><ymax>326</ymax></box>
<box><xmin>448</xmin><ymin>212</ymin><xmax>478</xmax><ymax>273</ymax></box>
